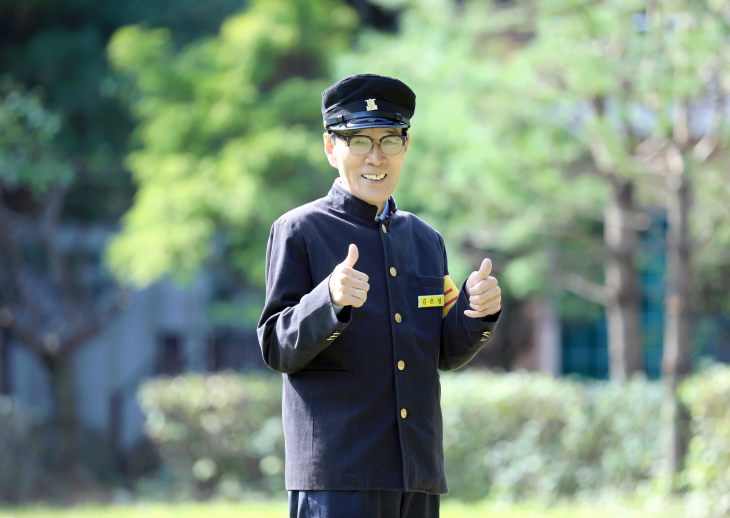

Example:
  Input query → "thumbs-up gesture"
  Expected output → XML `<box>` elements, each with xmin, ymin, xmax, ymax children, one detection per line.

<box><xmin>328</xmin><ymin>244</ymin><xmax>370</xmax><ymax>308</ymax></box>
<box><xmin>464</xmin><ymin>258</ymin><xmax>501</xmax><ymax>318</ymax></box>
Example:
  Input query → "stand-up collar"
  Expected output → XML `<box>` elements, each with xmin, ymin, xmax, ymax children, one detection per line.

<box><xmin>327</xmin><ymin>179</ymin><xmax>398</xmax><ymax>222</ymax></box>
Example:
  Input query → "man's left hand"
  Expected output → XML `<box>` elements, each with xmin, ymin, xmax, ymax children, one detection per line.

<box><xmin>464</xmin><ymin>258</ymin><xmax>501</xmax><ymax>318</ymax></box>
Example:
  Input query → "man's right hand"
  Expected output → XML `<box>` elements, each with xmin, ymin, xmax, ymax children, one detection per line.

<box><xmin>329</xmin><ymin>244</ymin><xmax>369</xmax><ymax>308</ymax></box>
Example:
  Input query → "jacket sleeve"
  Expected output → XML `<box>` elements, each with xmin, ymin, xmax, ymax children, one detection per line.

<box><xmin>438</xmin><ymin>234</ymin><xmax>501</xmax><ymax>371</ymax></box>
<box><xmin>257</xmin><ymin>218</ymin><xmax>352</xmax><ymax>374</ymax></box>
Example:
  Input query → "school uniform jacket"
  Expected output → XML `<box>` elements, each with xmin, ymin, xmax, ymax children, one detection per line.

<box><xmin>257</xmin><ymin>179</ymin><xmax>500</xmax><ymax>495</ymax></box>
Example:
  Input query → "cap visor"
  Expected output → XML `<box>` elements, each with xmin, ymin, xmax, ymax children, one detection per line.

<box><xmin>328</xmin><ymin>117</ymin><xmax>409</xmax><ymax>131</ymax></box>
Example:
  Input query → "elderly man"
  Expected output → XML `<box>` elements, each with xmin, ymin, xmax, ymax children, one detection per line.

<box><xmin>258</xmin><ymin>74</ymin><xmax>502</xmax><ymax>518</ymax></box>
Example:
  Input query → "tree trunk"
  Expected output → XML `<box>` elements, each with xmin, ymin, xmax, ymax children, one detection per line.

<box><xmin>45</xmin><ymin>354</ymin><xmax>80</xmax><ymax>474</ymax></box>
<box><xmin>662</xmin><ymin>176</ymin><xmax>692</xmax><ymax>486</ymax></box>
<box><xmin>511</xmin><ymin>298</ymin><xmax>562</xmax><ymax>376</ymax></box>
<box><xmin>532</xmin><ymin>297</ymin><xmax>562</xmax><ymax>376</ymax></box>
<box><xmin>603</xmin><ymin>178</ymin><xmax>643</xmax><ymax>380</ymax></box>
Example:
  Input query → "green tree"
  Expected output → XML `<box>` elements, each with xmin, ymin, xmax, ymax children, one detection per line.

<box><xmin>337</xmin><ymin>0</ymin><xmax>631</xmax><ymax>374</ymax></box>
<box><xmin>345</xmin><ymin>0</ymin><xmax>730</xmax><ymax>484</ymax></box>
<box><xmin>0</xmin><ymin>0</ymin><xmax>257</xmax><ymax>487</ymax></box>
<box><xmin>0</xmin><ymin>0</ymin><xmax>250</xmax><ymax>223</ymax></box>
<box><xmin>626</xmin><ymin>0</ymin><xmax>730</xmax><ymax>484</ymax></box>
<box><xmin>0</xmin><ymin>80</ymin><xmax>126</xmax><ymax>476</ymax></box>
<box><xmin>106</xmin><ymin>0</ymin><xmax>358</xmax><ymax>299</ymax></box>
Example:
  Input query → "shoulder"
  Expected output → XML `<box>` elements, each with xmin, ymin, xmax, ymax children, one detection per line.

<box><xmin>271</xmin><ymin>197</ymin><xmax>330</xmax><ymax>233</ymax></box>
<box><xmin>395</xmin><ymin>210</ymin><xmax>444</xmax><ymax>245</ymax></box>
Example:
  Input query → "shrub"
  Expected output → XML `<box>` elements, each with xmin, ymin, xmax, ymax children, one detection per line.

<box><xmin>136</xmin><ymin>372</ymin><xmax>283</xmax><ymax>501</ymax></box>
<box><xmin>679</xmin><ymin>364</ymin><xmax>730</xmax><ymax>517</ymax></box>
<box><xmin>440</xmin><ymin>371</ymin><xmax>664</xmax><ymax>502</ymax></box>
<box><xmin>138</xmin><ymin>368</ymin><xmax>730</xmax><ymax>505</ymax></box>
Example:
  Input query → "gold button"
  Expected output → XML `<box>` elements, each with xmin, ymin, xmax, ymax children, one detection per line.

<box><xmin>397</xmin><ymin>360</ymin><xmax>405</xmax><ymax>371</ymax></box>
<box><xmin>390</xmin><ymin>267</ymin><xmax>397</xmax><ymax>277</ymax></box>
<box><xmin>395</xmin><ymin>313</ymin><xmax>402</xmax><ymax>323</ymax></box>
<box><xmin>401</xmin><ymin>408</ymin><xmax>407</xmax><ymax>419</ymax></box>
<box><xmin>381</xmin><ymin>224</ymin><xmax>387</xmax><ymax>233</ymax></box>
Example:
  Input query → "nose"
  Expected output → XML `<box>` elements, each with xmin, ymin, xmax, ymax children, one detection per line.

<box><xmin>364</xmin><ymin>141</ymin><xmax>386</xmax><ymax>166</ymax></box>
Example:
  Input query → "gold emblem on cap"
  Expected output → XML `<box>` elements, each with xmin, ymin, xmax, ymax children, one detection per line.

<box><xmin>366</xmin><ymin>99</ymin><xmax>378</xmax><ymax>111</ymax></box>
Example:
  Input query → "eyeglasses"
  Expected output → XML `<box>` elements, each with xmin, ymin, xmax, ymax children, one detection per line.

<box><xmin>331</xmin><ymin>132</ymin><xmax>407</xmax><ymax>156</ymax></box>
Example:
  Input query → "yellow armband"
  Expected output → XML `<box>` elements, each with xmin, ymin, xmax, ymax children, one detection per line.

<box><xmin>443</xmin><ymin>275</ymin><xmax>459</xmax><ymax>318</ymax></box>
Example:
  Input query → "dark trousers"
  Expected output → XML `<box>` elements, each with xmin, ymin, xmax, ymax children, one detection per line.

<box><xmin>288</xmin><ymin>490</ymin><xmax>440</xmax><ymax>518</ymax></box>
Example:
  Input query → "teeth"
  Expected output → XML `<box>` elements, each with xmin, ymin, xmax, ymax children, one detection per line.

<box><xmin>362</xmin><ymin>174</ymin><xmax>386</xmax><ymax>180</ymax></box>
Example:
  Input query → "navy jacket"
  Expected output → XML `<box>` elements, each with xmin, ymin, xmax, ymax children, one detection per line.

<box><xmin>257</xmin><ymin>180</ymin><xmax>500</xmax><ymax>494</ymax></box>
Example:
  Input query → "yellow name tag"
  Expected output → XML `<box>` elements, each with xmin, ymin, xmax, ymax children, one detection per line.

<box><xmin>418</xmin><ymin>295</ymin><xmax>444</xmax><ymax>308</ymax></box>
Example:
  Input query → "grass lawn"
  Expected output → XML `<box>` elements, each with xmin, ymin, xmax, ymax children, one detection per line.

<box><xmin>0</xmin><ymin>497</ymin><xmax>684</xmax><ymax>518</ymax></box>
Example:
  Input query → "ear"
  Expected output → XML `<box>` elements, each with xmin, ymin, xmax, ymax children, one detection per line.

<box><xmin>403</xmin><ymin>132</ymin><xmax>411</xmax><ymax>154</ymax></box>
<box><xmin>323</xmin><ymin>132</ymin><xmax>338</xmax><ymax>168</ymax></box>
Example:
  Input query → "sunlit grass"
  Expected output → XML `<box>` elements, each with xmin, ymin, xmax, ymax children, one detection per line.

<box><xmin>0</xmin><ymin>497</ymin><xmax>685</xmax><ymax>518</ymax></box>
<box><xmin>2</xmin><ymin>502</ymin><xmax>288</xmax><ymax>518</ymax></box>
<box><xmin>440</xmin><ymin>497</ymin><xmax>683</xmax><ymax>518</ymax></box>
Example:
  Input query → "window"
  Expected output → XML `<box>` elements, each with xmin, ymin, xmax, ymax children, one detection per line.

<box><xmin>154</xmin><ymin>332</ymin><xmax>185</xmax><ymax>375</ymax></box>
<box><xmin>206</xmin><ymin>327</ymin><xmax>263</xmax><ymax>372</ymax></box>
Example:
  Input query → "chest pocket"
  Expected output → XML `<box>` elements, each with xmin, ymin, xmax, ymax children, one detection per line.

<box><xmin>416</xmin><ymin>275</ymin><xmax>446</xmax><ymax>308</ymax></box>
<box><xmin>417</xmin><ymin>275</ymin><xmax>444</xmax><ymax>289</ymax></box>
<box><xmin>409</xmin><ymin>275</ymin><xmax>445</xmax><ymax>345</ymax></box>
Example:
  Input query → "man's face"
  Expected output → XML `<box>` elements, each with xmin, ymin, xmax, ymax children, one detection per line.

<box><xmin>323</xmin><ymin>127</ymin><xmax>410</xmax><ymax>211</ymax></box>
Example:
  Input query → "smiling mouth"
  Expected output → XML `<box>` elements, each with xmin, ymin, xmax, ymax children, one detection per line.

<box><xmin>362</xmin><ymin>173</ymin><xmax>386</xmax><ymax>181</ymax></box>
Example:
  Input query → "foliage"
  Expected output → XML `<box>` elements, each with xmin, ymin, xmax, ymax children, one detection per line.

<box><xmin>691</xmin><ymin>156</ymin><xmax>730</xmax><ymax>314</ymax></box>
<box><xmin>337</xmin><ymin>0</ymin><xmax>609</xmax><ymax>299</ymax></box>
<box><xmin>135</xmin><ymin>368</ymin><xmax>730</xmax><ymax>509</ymax></box>
<box><xmin>0</xmin><ymin>0</ymin><xmax>249</xmax><ymax>222</ymax></box>
<box><xmin>441</xmin><ymin>371</ymin><xmax>664</xmax><ymax>502</ymax></box>
<box><xmin>342</xmin><ymin>0</ymin><xmax>730</xmax><ymax>315</ymax></box>
<box><xmin>106</xmin><ymin>0</ymin><xmax>358</xmax><ymax>288</ymax></box>
<box><xmin>136</xmin><ymin>370</ymin><xmax>674</xmax><ymax>502</ymax></box>
<box><xmin>679</xmin><ymin>364</ymin><xmax>730</xmax><ymax>517</ymax></box>
<box><xmin>0</xmin><ymin>80</ymin><xmax>74</xmax><ymax>193</ymax></box>
<box><xmin>0</xmin><ymin>80</ymin><xmax>132</xmax><ymax>478</ymax></box>
<box><xmin>136</xmin><ymin>373</ymin><xmax>285</xmax><ymax>500</ymax></box>
<box><xmin>104</xmin><ymin>0</ymin><xmax>730</xmax><ymax>317</ymax></box>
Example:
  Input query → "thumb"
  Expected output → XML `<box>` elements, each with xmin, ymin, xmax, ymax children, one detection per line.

<box><xmin>343</xmin><ymin>243</ymin><xmax>359</xmax><ymax>268</ymax></box>
<box><xmin>477</xmin><ymin>258</ymin><xmax>492</xmax><ymax>279</ymax></box>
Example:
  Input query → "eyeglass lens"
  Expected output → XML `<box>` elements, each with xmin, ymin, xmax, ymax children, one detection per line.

<box><xmin>348</xmin><ymin>135</ymin><xmax>404</xmax><ymax>156</ymax></box>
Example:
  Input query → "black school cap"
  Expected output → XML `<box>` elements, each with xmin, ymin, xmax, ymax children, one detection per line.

<box><xmin>322</xmin><ymin>73</ymin><xmax>416</xmax><ymax>131</ymax></box>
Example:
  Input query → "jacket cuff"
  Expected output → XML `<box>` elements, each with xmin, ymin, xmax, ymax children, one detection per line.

<box><xmin>317</xmin><ymin>275</ymin><xmax>352</xmax><ymax>331</ymax></box>
<box><xmin>482</xmin><ymin>308</ymin><xmax>501</xmax><ymax>323</ymax></box>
